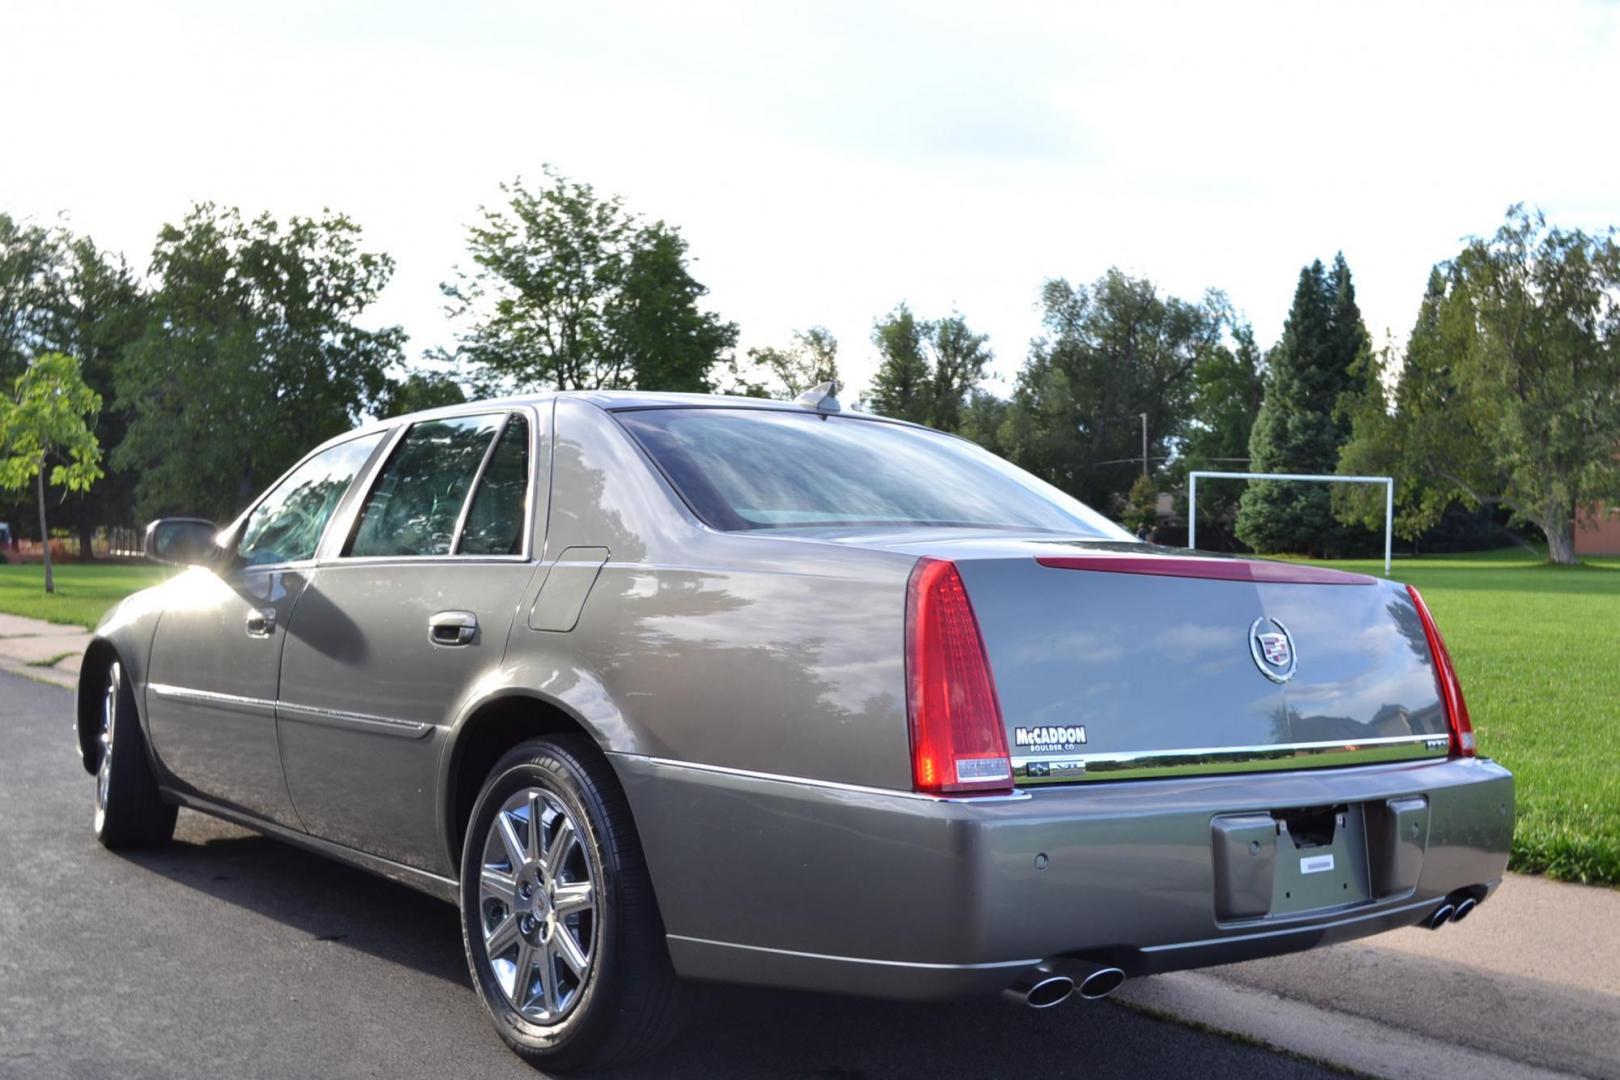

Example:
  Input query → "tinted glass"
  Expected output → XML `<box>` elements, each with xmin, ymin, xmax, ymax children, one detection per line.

<box><xmin>347</xmin><ymin>415</ymin><xmax>503</xmax><ymax>558</ymax></box>
<box><xmin>458</xmin><ymin>415</ymin><xmax>530</xmax><ymax>556</ymax></box>
<box><xmin>615</xmin><ymin>408</ymin><xmax>1131</xmax><ymax>537</ymax></box>
<box><xmin>237</xmin><ymin>432</ymin><xmax>385</xmax><ymax>566</ymax></box>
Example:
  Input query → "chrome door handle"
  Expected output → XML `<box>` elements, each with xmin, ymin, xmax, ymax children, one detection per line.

<box><xmin>245</xmin><ymin>607</ymin><xmax>276</xmax><ymax>638</ymax></box>
<box><xmin>429</xmin><ymin>610</ymin><xmax>478</xmax><ymax>646</ymax></box>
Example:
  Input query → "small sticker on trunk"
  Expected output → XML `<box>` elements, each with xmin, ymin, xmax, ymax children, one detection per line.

<box><xmin>1300</xmin><ymin>853</ymin><xmax>1335</xmax><ymax>875</ymax></box>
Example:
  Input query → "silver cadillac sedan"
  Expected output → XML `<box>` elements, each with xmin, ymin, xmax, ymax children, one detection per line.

<box><xmin>78</xmin><ymin>389</ymin><xmax>1514</xmax><ymax>1070</ymax></box>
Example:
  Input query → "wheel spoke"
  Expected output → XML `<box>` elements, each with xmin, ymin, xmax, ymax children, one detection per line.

<box><xmin>554</xmin><ymin>924</ymin><xmax>589</xmax><ymax>976</ymax></box>
<box><xmin>480</xmin><ymin>865</ymin><xmax>517</xmax><ymax>906</ymax></box>
<box><xmin>495</xmin><ymin>811</ymin><xmax>526</xmax><ymax>870</ymax></box>
<box><xmin>536</xmin><ymin>942</ymin><xmax>557</xmax><ymax>1014</ymax></box>
<box><xmin>552</xmin><ymin>880</ymin><xmax>594</xmax><ymax>918</ymax></box>
<box><xmin>544</xmin><ymin>817</ymin><xmax>576</xmax><ymax>876</ymax></box>
<box><xmin>525</xmin><ymin>791</ymin><xmax>543</xmax><ymax>863</ymax></box>
<box><xmin>510</xmin><ymin>940</ymin><xmax>536</xmax><ymax>1006</ymax></box>
<box><xmin>485</xmin><ymin>912</ymin><xmax>520</xmax><ymax>958</ymax></box>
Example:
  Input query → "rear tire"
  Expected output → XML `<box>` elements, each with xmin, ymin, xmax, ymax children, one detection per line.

<box><xmin>459</xmin><ymin>734</ymin><xmax>684</xmax><ymax>1071</ymax></box>
<box><xmin>93</xmin><ymin>660</ymin><xmax>177</xmax><ymax>848</ymax></box>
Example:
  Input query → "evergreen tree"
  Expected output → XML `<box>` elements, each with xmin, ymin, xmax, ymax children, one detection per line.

<box><xmin>865</xmin><ymin>305</ymin><xmax>992</xmax><ymax>429</ymax></box>
<box><xmin>1236</xmin><ymin>255</ymin><xmax>1371</xmax><ymax>554</ymax></box>
<box><xmin>867</xmin><ymin>304</ymin><xmax>931</xmax><ymax>423</ymax></box>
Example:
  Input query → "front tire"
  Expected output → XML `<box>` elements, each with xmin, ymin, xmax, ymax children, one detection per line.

<box><xmin>459</xmin><ymin>735</ymin><xmax>683</xmax><ymax>1071</ymax></box>
<box><xmin>93</xmin><ymin>660</ymin><xmax>178</xmax><ymax>848</ymax></box>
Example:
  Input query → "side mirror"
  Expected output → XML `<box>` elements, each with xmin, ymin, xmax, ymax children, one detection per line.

<box><xmin>144</xmin><ymin>518</ymin><xmax>223</xmax><ymax>567</ymax></box>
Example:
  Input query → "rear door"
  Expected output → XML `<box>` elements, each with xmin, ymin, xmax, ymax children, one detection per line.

<box><xmin>144</xmin><ymin>430</ymin><xmax>388</xmax><ymax>825</ymax></box>
<box><xmin>275</xmin><ymin>407</ymin><xmax>545</xmax><ymax>873</ymax></box>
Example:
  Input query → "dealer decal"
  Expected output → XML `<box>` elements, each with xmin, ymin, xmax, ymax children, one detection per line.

<box><xmin>1014</xmin><ymin>725</ymin><xmax>1087</xmax><ymax>752</ymax></box>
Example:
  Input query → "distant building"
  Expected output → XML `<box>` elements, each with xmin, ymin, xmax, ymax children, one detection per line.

<box><xmin>1576</xmin><ymin>505</ymin><xmax>1620</xmax><ymax>556</ymax></box>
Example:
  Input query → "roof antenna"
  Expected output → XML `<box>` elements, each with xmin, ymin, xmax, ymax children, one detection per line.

<box><xmin>794</xmin><ymin>381</ymin><xmax>841</xmax><ymax>414</ymax></box>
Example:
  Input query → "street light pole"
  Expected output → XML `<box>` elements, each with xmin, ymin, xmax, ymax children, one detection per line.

<box><xmin>1140</xmin><ymin>413</ymin><xmax>1148</xmax><ymax>478</ymax></box>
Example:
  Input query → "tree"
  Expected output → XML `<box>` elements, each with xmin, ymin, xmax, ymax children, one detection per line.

<box><xmin>1338</xmin><ymin>207</ymin><xmax>1620</xmax><ymax>565</ymax></box>
<box><xmin>0</xmin><ymin>353</ymin><xmax>103</xmax><ymax>592</ymax></box>
<box><xmin>440</xmin><ymin>168</ymin><xmax>736</xmax><ymax>394</ymax></box>
<box><xmin>993</xmin><ymin>271</ymin><xmax>1227</xmax><ymax>511</ymax></box>
<box><xmin>718</xmin><ymin>327</ymin><xmax>841</xmax><ymax>399</ymax></box>
<box><xmin>114</xmin><ymin>204</ymin><xmax>404</xmax><ymax>521</ymax></box>
<box><xmin>376</xmin><ymin>370</ymin><xmax>467</xmax><ymax>418</ymax></box>
<box><xmin>1121</xmin><ymin>473</ymin><xmax>1160</xmax><ymax>537</ymax></box>
<box><xmin>866</xmin><ymin>304</ymin><xmax>994</xmax><ymax>430</ymax></box>
<box><xmin>1236</xmin><ymin>255</ymin><xmax>1372</xmax><ymax>555</ymax></box>
<box><xmin>1170</xmin><ymin>322</ymin><xmax>1265</xmax><ymax>537</ymax></box>
<box><xmin>0</xmin><ymin>218</ymin><xmax>148</xmax><ymax>556</ymax></box>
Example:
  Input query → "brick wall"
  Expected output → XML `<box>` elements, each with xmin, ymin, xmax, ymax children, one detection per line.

<box><xmin>1575</xmin><ymin>505</ymin><xmax>1620</xmax><ymax>556</ymax></box>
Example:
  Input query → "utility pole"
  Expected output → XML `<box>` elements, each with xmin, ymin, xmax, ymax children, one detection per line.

<box><xmin>1140</xmin><ymin>413</ymin><xmax>1148</xmax><ymax>478</ymax></box>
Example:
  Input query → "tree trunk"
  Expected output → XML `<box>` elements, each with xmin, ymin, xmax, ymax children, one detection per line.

<box><xmin>36</xmin><ymin>464</ymin><xmax>54</xmax><ymax>594</ymax></box>
<box><xmin>1544</xmin><ymin>510</ymin><xmax>1577</xmax><ymax>566</ymax></box>
<box><xmin>78</xmin><ymin>523</ymin><xmax>95</xmax><ymax>562</ymax></box>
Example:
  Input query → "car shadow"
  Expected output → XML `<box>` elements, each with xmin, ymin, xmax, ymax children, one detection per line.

<box><xmin>120</xmin><ymin>811</ymin><xmax>1311</xmax><ymax>1079</ymax></box>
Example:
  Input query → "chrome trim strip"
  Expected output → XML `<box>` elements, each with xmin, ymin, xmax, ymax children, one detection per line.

<box><xmin>275</xmin><ymin>701</ymin><xmax>433</xmax><ymax>739</ymax></box>
<box><xmin>1142</xmin><ymin>896</ymin><xmax>1438</xmax><ymax>954</ymax></box>
<box><xmin>1012</xmin><ymin>733</ymin><xmax>1449</xmax><ymax>784</ymax></box>
<box><xmin>616</xmin><ymin>754</ymin><xmax>1032</xmax><ymax>804</ymax></box>
<box><xmin>163</xmin><ymin>788</ymin><xmax>459</xmax><ymax>904</ymax></box>
<box><xmin>147</xmin><ymin>682</ymin><xmax>276</xmax><ymax>715</ymax></box>
<box><xmin>147</xmin><ymin>683</ymin><xmax>431</xmax><ymax>738</ymax></box>
<box><xmin>665</xmin><ymin>935</ymin><xmax>1040</xmax><ymax>971</ymax></box>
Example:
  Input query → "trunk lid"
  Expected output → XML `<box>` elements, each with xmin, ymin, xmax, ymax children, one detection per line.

<box><xmin>793</xmin><ymin>531</ymin><xmax>1450</xmax><ymax>785</ymax></box>
<box><xmin>942</xmin><ymin>540</ymin><xmax>1450</xmax><ymax>783</ymax></box>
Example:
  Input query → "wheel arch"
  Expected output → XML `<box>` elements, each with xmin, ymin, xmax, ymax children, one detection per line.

<box><xmin>440</xmin><ymin>691</ymin><xmax>616</xmax><ymax>872</ymax></box>
<box><xmin>75</xmin><ymin>638</ymin><xmax>122</xmax><ymax>774</ymax></box>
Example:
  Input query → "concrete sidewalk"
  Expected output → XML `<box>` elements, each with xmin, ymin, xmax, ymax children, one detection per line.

<box><xmin>0</xmin><ymin>612</ymin><xmax>90</xmax><ymax>689</ymax></box>
<box><xmin>1120</xmin><ymin>872</ymin><xmax>1620</xmax><ymax>1079</ymax></box>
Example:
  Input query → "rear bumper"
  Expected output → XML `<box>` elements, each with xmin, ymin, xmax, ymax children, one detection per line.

<box><xmin>612</xmin><ymin>753</ymin><xmax>1514</xmax><ymax>1000</ymax></box>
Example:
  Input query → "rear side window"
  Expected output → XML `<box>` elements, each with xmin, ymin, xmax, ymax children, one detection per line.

<box><xmin>237</xmin><ymin>432</ymin><xmax>386</xmax><ymax>566</ymax></box>
<box><xmin>347</xmin><ymin>415</ymin><xmax>503</xmax><ymax>557</ymax></box>
<box><xmin>614</xmin><ymin>408</ymin><xmax>1130</xmax><ymax>537</ymax></box>
<box><xmin>457</xmin><ymin>415</ymin><xmax>530</xmax><ymax>555</ymax></box>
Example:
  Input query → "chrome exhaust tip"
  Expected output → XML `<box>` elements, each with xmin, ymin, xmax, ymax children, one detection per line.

<box><xmin>1451</xmin><ymin>897</ymin><xmax>1478</xmax><ymax>923</ymax></box>
<box><xmin>1076</xmin><ymin>966</ymin><xmax>1127</xmax><ymax>1000</ymax></box>
<box><xmin>1425</xmin><ymin>903</ymin><xmax>1455</xmax><ymax>930</ymax></box>
<box><xmin>1003</xmin><ymin>969</ymin><xmax>1076</xmax><ymax>1009</ymax></box>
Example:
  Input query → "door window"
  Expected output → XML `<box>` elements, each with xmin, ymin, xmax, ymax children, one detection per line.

<box><xmin>346</xmin><ymin>414</ymin><xmax>503</xmax><ymax>558</ymax></box>
<box><xmin>457</xmin><ymin>415</ymin><xmax>530</xmax><ymax>556</ymax></box>
<box><xmin>236</xmin><ymin>432</ymin><xmax>386</xmax><ymax>566</ymax></box>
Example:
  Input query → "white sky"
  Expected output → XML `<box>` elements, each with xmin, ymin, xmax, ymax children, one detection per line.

<box><xmin>4</xmin><ymin>1</ymin><xmax>1617</xmax><ymax>398</ymax></box>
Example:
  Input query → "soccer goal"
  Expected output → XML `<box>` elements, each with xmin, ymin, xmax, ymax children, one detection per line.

<box><xmin>1187</xmin><ymin>471</ymin><xmax>1394</xmax><ymax>576</ymax></box>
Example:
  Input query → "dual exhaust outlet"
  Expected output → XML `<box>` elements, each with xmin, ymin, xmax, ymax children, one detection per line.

<box><xmin>1004</xmin><ymin>960</ymin><xmax>1127</xmax><ymax>1009</ymax></box>
<box><xmin>1424</xmin><ymin>890</ymin><xmax>1481</xmax><ymax>930</ymax></box>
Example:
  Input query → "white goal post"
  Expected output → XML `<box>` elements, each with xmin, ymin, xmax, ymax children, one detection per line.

<box><xmin>1187</xmin><ymin>471</ymin><xmax>1394</xmax><ymax>576</ymax></box>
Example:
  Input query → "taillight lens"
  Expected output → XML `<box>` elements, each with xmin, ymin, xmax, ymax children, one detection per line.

<box><xmin>1407</xmin><ymin>585</ymin><xmax>1476</xmax><ymax>757</ymax></box>
<box><xmin>906</xmin><ymin>558</ymin><xmax>1013</xmax><ymax>795</ymax></box>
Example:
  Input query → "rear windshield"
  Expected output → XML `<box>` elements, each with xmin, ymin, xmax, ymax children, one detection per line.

<box><xmin>614</xmin><ymin>407</ymin><xmax>1130</xmax><ymax>537</ymax></box>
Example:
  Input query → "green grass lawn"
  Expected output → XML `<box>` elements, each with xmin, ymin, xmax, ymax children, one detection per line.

<box><xmin>1296</xmin><ymin>547</ymin><xmax>1620</xmax><ymax>886</ymax></box>
<box><xmin>0</xmin><ymin>562</ymin><xmax>171</xmax><ymax>630</ymax></box>
<box><xmin>3</xmin><ymin>547</ymin><xmax>1615</xmax><ymax>886</ymax></box>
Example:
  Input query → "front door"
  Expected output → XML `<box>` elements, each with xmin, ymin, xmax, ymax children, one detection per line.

<box><xmin>144</xmin><ymin>430</ymin><xmax>388</xmax><ymax>826</ymax></box>
<box><xmin>277</xmin><ymin>409</ymin><xmax>543</xmax><ymax>873</ymax></box>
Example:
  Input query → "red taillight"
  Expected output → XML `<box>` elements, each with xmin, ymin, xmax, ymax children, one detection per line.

<box><xmin>1407</xmin><ymin>585</ymin><xmax>1476</xmax><ymax>758</ymax></box>
<box><xmin>905</xmin><ymin>558</ymin><xmax>1013</xmax><ymax>795</ymax></box>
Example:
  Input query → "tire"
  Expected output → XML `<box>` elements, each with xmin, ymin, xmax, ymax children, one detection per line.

<box><xmin>93</xmin><ymin>659</ymin><xmax>178</xmax><ymax>848</ymax></box>
<box><xmin>459</xmin><ymin>735</ymin><xmax>683</xmax><ymax>1071</ymax></box>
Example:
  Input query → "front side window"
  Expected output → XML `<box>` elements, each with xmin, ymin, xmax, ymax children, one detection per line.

<box><xmin>237</xmin><ymin>432</ymin><xmax>386</xmax><ymax>566</ymax></box>
<box><xmin>614</xmin><ymin>407</ymin><xmax>1131</xmax><ymax>538</ymax></box>
<box><xmin>458</xmin><ymin>415</ymin><xmax>530</xmax><ymax>555</ymax></box>
<box><xmin>347</xmin><ymin>414</ymin><xmax>504</xmax><ymax>558</ymax></box>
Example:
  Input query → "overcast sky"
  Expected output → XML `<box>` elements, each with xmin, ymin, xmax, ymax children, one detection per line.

<box><xmin>5</xmin><ymin>1</ymin><xmax>1617</xmax><ymax>396</ymax></box>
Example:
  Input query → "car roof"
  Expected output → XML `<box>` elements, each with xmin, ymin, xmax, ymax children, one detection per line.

<box><xmin>368</xmin><ymin>389</ymin><xmax>909</xmax><ymax>433</ymax></box>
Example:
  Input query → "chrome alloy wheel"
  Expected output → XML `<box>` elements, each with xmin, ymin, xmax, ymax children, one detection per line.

<box><xmin>478</xmin><ymin>787</ymin><xmax>597</xmax><ymax>1023</ymax></box>
<box><xmin>94</xmin><ymin>661</ymin><xmax>119</xmax><ymax>831</ymax></box>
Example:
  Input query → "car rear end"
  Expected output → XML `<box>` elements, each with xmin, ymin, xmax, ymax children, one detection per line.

<box><xmin>605</xmin><ymin>401</ymin><xmax>1514</xmax><ymax>1005</ymax></box>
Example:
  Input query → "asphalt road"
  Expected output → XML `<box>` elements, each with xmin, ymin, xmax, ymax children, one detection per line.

<box><xmin>0</xmin><ymin>668</ymin><xmax>1344</xmax><ymax>1080</ymax></box>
